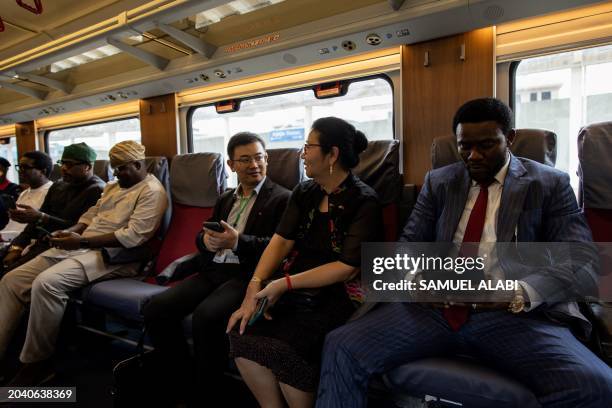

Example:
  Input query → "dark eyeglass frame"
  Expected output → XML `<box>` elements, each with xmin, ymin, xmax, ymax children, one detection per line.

<box><xmin>15</xmin><ymin>164</ymin><xmax>37</xmax><ymax>172</ymax></box>
<box><xmin>56</xmin><ymin>160</ymin><xmax>89</xmax><ymax>168</ymax></box>
<box><xmin>230</xmin><ymin>154</ymin><xmax>267</xmax><ymax>165</ymax></box>
<box><xmin>303</xmin><ymin>143</ymin><xmax>322</xmax><ymax>151</ymax></box>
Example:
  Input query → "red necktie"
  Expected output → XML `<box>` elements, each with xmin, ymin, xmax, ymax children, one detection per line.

<box><xmin>443</xmin><ymin>182</ymin><xmax>490</xmax><ymax>331</ymax></box>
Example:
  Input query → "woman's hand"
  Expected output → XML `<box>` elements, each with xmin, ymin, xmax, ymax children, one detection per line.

<box><xmin>227</xmin><ymin>281</ymin><xmax>262</xmax><ymax>335</ymax></box>
<box><xmin>254</xmin><ymin>278</ymin><xmax>288</xmax><ymax>309</ymax></box>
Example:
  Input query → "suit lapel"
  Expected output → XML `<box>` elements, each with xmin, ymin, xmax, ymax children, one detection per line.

<box><xmin>220</xmin><ymin>191</ymin><xmax>236</xmax><ymax>221</ymax></box>
<box><xmin>497</xmin><ymin>155</ymin><xmax>529</xmax><ymax>242</ymax></box>
<box><xmin>439</xmin><ymin>167</ymin><xmax>470</xmax><ymax>242</ymax></box>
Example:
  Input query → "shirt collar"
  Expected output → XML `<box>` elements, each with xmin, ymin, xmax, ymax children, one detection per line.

<box><xmin>470</xmin><ymin>153</ymin><xmax>511</xmax><ymax>187</ymax></box>
<box><xmin>235</xmin><ymin>176</ymin><xmax>266</xmax><ymax>198</ymax></box>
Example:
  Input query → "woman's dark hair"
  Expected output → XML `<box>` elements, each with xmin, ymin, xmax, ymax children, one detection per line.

<box><xmin>311</xmin><ymin>117</ymin><xmax>368</xmax><ymax>170</ymax></box>
<box><xmin>227</xmin><ymin>132</ymin><xmax>266</xmax><ymax>159</ymax></box>
<box><xmin>452</xmin><ymin>97</ymin><xmax>513</xmax><ymax>135</ymax></box>
<box><xmin>23</xmin><ymin>151</ymin><xmax>53</xmax><ymax>177</ymax></box>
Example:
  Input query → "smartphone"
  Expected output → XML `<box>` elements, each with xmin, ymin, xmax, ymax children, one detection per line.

<box><xmin>248</xmin><ymin>297</ymin><xmax>268</xmax><ymax>326</ymax></box>
<box><xmin>0</xmin><ymin>194</ymin><xmax>16</xmax><ymax>210</ymax></box>
<box><xmin>202</xmin><ymin>221</ymin><xmax>224</xmax><ymax>232</ymax></box>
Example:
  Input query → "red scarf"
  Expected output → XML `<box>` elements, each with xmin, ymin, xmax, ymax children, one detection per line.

<box><xmin>0</xmin><ymin>179</ymin><xmax>10</xmax><ymax>191</ymax></box>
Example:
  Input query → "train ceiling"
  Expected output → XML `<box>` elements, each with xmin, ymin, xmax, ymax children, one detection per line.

<box><xmin>0</xmin><ymin>0</ymin><xmax>605</xmax><ymax>125</ymax></box>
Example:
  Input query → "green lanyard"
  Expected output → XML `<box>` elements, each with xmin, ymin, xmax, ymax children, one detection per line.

<box><xmin>232</xmin><ymin>195</ymin><xmax>251</xmax><ymax>227</ymax></box>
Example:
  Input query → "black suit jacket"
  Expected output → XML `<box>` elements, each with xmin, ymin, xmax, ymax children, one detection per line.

<box><xmin>194</xmin><ymin>177</ymin><xmax>290</xmax><ymax>276</ymax></box>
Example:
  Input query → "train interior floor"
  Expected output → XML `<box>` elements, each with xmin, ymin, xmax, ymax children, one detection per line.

<box><xmin>0</xmin><ymin>307</ymin><xmax>419</xmax><ymax>408</ymax></box>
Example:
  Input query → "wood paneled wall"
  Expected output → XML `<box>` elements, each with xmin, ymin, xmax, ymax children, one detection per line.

<box><xmin>15</xmin><ymin>121</ymin><xmax>37</xmax><ymax>158</ymax></box>
<box><xmin>139</xmin><ymin>93</ymin><xmax>179</xmax><ymax>158</ymax></box>
<box><xmin>402</xmin><ymin>27</ymin><xmax>495</xmax><ymax>185</ymax></box>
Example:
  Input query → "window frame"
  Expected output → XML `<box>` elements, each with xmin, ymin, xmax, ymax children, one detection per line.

<box><xmin>43</xmin><ymin>116</ymin><xmax>141</xmax><ymax>154</ymax></box>
<box><xmin>186</xmin><ymin>73</ymin><xmax>395</xmax><ymax>153</ymax></box>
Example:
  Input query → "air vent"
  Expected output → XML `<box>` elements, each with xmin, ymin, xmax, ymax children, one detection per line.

<box><xmin>483</xmin><ymin>4</ymin><xmax>504</xmax><ymax>21</ymax></box>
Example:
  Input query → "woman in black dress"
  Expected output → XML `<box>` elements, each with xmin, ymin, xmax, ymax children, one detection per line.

<box><xmin>226</xmin><ymin>117</ymin><xmax>383</xmax><ymax>407</ymax></box>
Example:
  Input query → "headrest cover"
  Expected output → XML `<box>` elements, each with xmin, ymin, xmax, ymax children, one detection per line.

<box><xmin>93</xmin><ymin>160</ymin><xmax>113</xmax><ymax>182</ymax></box>
<box><xmin>145</xmin><ymin>156</ymin><xmax>172</xmax><ymax>237</ymax></box>
<box><xmin>353</xmin><ymin>140</ymin><xmax>401</xmax><ymax>205</ymax></box>
<box><xmin>431</xmin><ymin>129</ymin><xmax>558</xmax><ymax>170</ymax></box>
<box><xmin>170</xmin><ymin>153</ymin><xmax>227</xmax><ymax>207</ymax></box>
<box><xmin>266</xmin><ymin>148</ymin><xmax>305</xmax><ymax>191</ymax></box>
<box><xmin>578</xmin><ymin>121</ymin><xmax>612</xmax><ymax>209</ymax></box>
<box><xmin>512</xmin><ymin>129</ymin><xmax>557</xmax><ymax>167</ymax></box>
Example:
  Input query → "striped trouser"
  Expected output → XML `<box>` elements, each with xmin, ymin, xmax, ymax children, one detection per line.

<box><xmin>316</xmin><ymin>303</ymin><xmax>612</xmax><ymax>408</ymax></box>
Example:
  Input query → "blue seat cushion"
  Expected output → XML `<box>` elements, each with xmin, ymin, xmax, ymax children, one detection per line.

<box><xmin>383</xmin><ymin>357</ymin><xmax>541</xmax><ymax>408</ymax></box>
<box><xmin>80</xmin><ymin>278</ymin><xmax>169</xmax><ymax>322</ymax></box>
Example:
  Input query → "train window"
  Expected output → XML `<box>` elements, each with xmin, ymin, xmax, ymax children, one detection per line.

<box><xmin>0</xmin><ymin>137</ymin><xmax>19</xmax><ymax>184</ymax></box>
<box><xmin>514</xmin><ymin>43</ymin><xmax>612</xmax><ymax>192</ymax></box>
<box><xmin>189</xmin><ymin>76</ymin><xmax>393</xmax><ymax>186</ymax></box>
<box><xmin>45</xmin><ymin>117</ymin><xmax>141</xmax><ymax>162</ymax></box>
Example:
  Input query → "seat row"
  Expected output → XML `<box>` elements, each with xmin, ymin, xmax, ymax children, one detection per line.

<box><xmin>69</xmin><ymin>125</ymin><xmax>611</xmax><ymax>407</ymax></box>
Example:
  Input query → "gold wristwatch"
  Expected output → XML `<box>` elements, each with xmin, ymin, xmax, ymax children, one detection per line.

<box><xmin>508</xmin><ymin>286</ymin><xmax>526</xmax><ymax>314</ymax></box>
<box><xmin>9</xmin><ymin>244</ymin><xmax>23</xmax><ymax>253</ymax></box>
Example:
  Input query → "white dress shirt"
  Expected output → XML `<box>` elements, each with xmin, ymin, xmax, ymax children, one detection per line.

<box><xmin>1</xmin><ymin>181</ymin><xmax>53</xmax><ymax>241</ymax></box>
<box><xmin>452</xmin><ymin>154</ymin><xmax>540</xmax><ymax>309</ymax></box>
<box><xmin>212</xmin><ymin>176</ymin><xmax>266</xmax><ymax>264</ymax></box>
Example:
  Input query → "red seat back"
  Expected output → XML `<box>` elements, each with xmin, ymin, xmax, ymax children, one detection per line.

<box><xmin>152</xmin><ymin>152</ymin><xmax>227</xmax><ymax>277</ymax></box>
<box><xmin>577</xmin><ymin>122</ymin><xmax>612</xmax><ymax>300</ymax></box>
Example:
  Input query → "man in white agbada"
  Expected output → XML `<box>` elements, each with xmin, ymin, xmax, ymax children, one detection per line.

<box><xmin>0</xmin><ymin>140</ymin><xmax>168</xmax><ymax>385</ymax></box>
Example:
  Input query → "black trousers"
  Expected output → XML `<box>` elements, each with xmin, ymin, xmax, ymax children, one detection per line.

<box><xmin>143</xmin><ymin>262</ymin><xmax>248</xmax><ymax>403</ymax></box>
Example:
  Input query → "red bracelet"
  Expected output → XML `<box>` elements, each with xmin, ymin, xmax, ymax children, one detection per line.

<box><xmin>284</xmin><ymin>273</ymin><xmax>293</xmax><ymax>290</ymax></box>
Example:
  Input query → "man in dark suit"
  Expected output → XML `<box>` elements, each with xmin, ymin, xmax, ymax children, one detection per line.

<box><xmin>143</xmin><ymin>132</ymin><xmax>290</xmax><ymax>405</ymax></box>
<box><xmin>316</xmin><ymin>98</ymin><xmax>612</xmax><ymax>407</ymax></box>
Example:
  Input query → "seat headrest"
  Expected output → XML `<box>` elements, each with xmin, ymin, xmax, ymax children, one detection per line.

<box><xmin>170</xmin><ymin>153</ymin><xmax>227</xmax><ymax>207</ymax></box>
<box><xmin>145</xmin><ymin>156</ymin><xmax>171</xmax><ymax>237</ymax></box>
<box><xmin>93</xmin><ymin>160</ymin><xmax>113</xmax><ymax>182</ymax></box>
<box><xmin>431</xmin><ymin>129</ymin><xmax>558</xmax><ymax>170</ymax></box>
<box><xmin>512</xmin><ymin>129</ymin><xmax>557</xmax><ymax>167</ymax></box>
<box><xmin>353</xmin><ymin>140</ymin><xmax>401</xmax><ymax>205</ymax></box>
<box><xmin>578</xmin><ymin>121</ymin><xmax>612</xmax><ymax>209</ymax></box>
<box><xmin>49</xmin><ymin>163</ymin><xmax>61</xmax><ymax>182</ymax></box>
<box><xmin>266</xmin><ymin>148</ymin><xmax>305</xmax><ymax>191</ymax></box>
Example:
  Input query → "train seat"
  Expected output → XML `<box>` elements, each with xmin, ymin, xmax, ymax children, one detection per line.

<box><xmin>577</xmin><ymin>121</ymin><xmax>612</xmax><ymax>364</ymax></box>
<box><xmin>77</xmin><ymin>153</ymin><xmax>220</xmax><ymax>321</ymax></box>
<box><xmin>354</xmin><ymin>139</ymin><xmax>402</xmax><ymax>241</ymax></box>
<box><xmin>266</xmin><ymin>147</ymin><xmax>306</xmax><ymax>190</ymax></box>
<box><xmin>431</xmin><ymin>129</ymin><xmax>557</xmax><ymax>169</ymax></box>
<box><xmin>383</xmin><ymin>129</ymin><xmax>558</xmax><ymax>407</ymax></box>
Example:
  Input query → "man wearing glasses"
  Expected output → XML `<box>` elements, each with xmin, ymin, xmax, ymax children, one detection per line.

<box><xmin>0</xmin><ymin>140</ymin><xmax>167</xmax><ymax>386</ymax></box>
<box><xmin>1</xmin><ymin>143</ymin><xmax>104</xmax><ymax>274</ymax></box>
<box><xmin>0</xmin><ymin>151</ymin><xmax>53</xmax><ymax>242</ymax></box>
<box><xmin>143</xmin><ymin>132</ymin><xmax>291</xmax><ymax>406</ymax></box>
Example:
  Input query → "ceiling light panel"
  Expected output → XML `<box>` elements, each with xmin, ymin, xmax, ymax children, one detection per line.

<box><xmin>49</xmin><ymin>45</ymin><xmax>121</xmax><ymax>73</ymax></box>
<box><xmin>194</xmin><ymin>0</ymin><xmax>286</xmax><ymax>30</ymax></box>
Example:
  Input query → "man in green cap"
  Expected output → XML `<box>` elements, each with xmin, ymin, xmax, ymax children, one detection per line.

<box><xmin>1</xmin><ymin>142</ymin><xmax>105</xmax><ymax>274</ymax></box>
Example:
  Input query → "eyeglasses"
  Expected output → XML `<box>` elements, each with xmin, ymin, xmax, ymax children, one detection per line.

<box><xmin>15</xmin><ymin>164</ymin><xmax>36</xmax><ymax>172</ymax></box>
<box><xmin>231</xmin><ymin>154</ymin><xmax>266</xmax><ymax>165</ymax></box>
<box><xmin>303</xmin><ymin>143</ymin><xmax>322</xmax><ymax>151</ymax></box>
<box><xmin>57</xmin><ymin>160</ymin><xmax>88</xmax><ymax>168</ymax></box>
